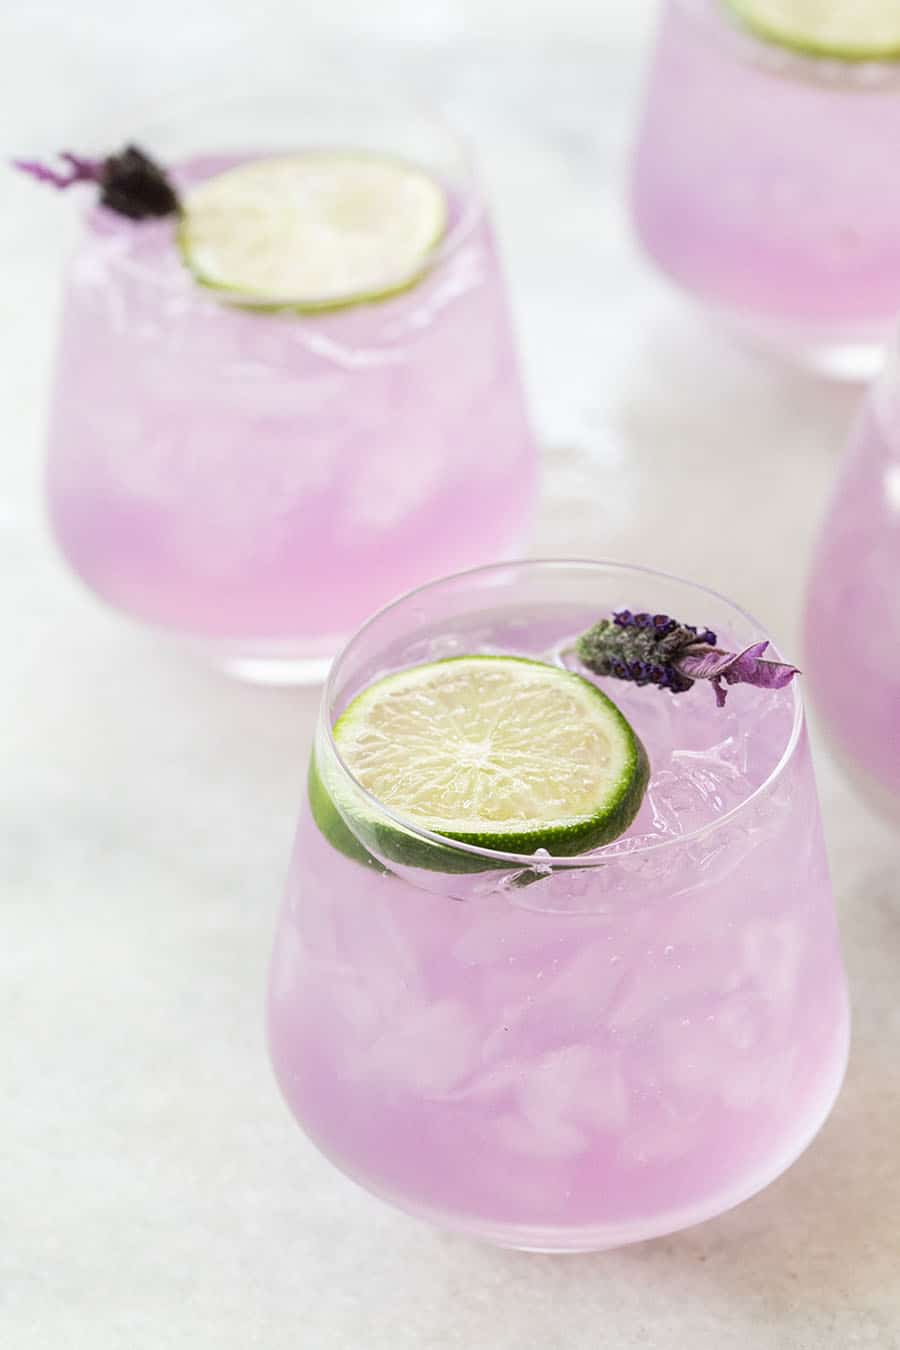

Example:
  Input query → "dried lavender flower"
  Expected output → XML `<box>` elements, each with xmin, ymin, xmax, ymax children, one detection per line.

<box><xmin>13</xmin><ymin>144</ymin><xmax>179</xmax><ymax>220</ymax></box>
<box><xmin>576</xmin><ymin>610</ymin><xmax>799</xmax><ymax>707</ymax></box>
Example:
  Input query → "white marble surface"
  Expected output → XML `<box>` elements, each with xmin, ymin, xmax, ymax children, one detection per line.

<box><xmin>4</xmin><ymin>3</ymin><xmax>900</xmax><ymax>1347</ymax></box>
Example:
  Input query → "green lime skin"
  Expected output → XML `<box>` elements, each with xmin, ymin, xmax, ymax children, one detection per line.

<box><xmin>724</xmin><ymin>0</ymin><xmax>900</xmax><ymax>61</ymax></box>
<box><xmin>310</xmin><ymin>657</ymin><xmax>651</xmax><ymax>874</ymax></box>
<box><xmin>175</xmin><ymin>151</ymin><xmax>448</xmax><ymax>314</ymax></box>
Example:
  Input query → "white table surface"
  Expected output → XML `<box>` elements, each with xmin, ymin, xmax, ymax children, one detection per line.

<box><xmin>4</xmin><ymin>3</ymin><xmax>899</xmax><ymax>1347</ymax></box>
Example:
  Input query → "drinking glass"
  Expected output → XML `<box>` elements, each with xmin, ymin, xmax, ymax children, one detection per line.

<box><xmin>45</xmin><ymin>92</ymin><xmax>538</xmax><ymax>682</ymax></box>
<box><xmin>631</xmin><ymin>0</ymin><xmax>900</xmax><ymax>379</ymax></box>
<box><xmin>805</xmin><ymin>343</ymin><xmax>900</xmax><ymax>816</ymax></box>
<box><xmin>268</xmin><ymin>560</ymin><xmax>849</xmax><ymax>1251</ymax></box>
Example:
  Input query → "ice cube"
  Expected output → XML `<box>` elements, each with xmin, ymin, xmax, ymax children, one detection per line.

<box><xmin>505</xmin><ymin>1044</ymin><xmax>630</xmax><ymax>1157</ymax></box>
<box><xmin>742</xmin><ymin>918</ymin><xmax>802</xmax><ymax>1000</ymax></box>
<box><xmin>717</xmin><ymin>994</ymin><xmax>768</xmax><ymax>1054</ymax></box>
<box><xmin>622</xmin><ymin>1116</ymin><xmax>701</xmax><ymax>1165</ymax></box>
<box><xmin>660</xmin><ymin>1014</ymin><xmax>722</xmax><ymax>1093</ymax></box>
<box><xmin>476</xmin><ymin>942</ymin><xmax>623</xmax><ymax>1066</ymax></box>
<box><xmin>579</xmin><ymin>1051</ymin><xmax>630</xmax><ymax>1133</ymax></box>
<box><xmin>345</xmin><ymin>998</ymin><xmax>480</xmax><ymax>1099</ymax></box>
<box><xmin>646</xmin><ymin>737</ymin><xmax>751</xmax><ymax>839</ymax></box>
<box><xmin>526</xmin><ymin>945</ymin><xmax>624</xmax><ymax>1038</ymax></box>
<box><xmin>494</xmin><ymin>1045</ymin><xmax>593</xmax><ymax>1159</ymax></box>
<box><xmin>322</xmin><ymin>890</ymin><xmax>431</xmax><ymax>1049</ymax></box>
<box><xmin>268</xmin><ymin>925</ymin><xmax>305</xmax><ymax>1006</ymax></box>
<box><xmin>494</xmin><ymin>1109</ymin><xmax>587</xmax><ymax>1159</ymax></box>
<box><xmin>609</xmin><ymin>956</ymin><xmax>714</xmax><ymax>1031</ymax></box>
<box><xmin>518</xmin><ymin>1044</ymin><xmax>595</xmax><ymax>1125</ymax></box>
<box><xmin>335</xmin><ymin>890</ymin><xmax>423</xmax><ymax>987</ymax></box>
<box><xmin>721</xmin><ymin>1061</ymin><xmax>765</xmax><ymax>1111</ymax></box>
<box><xmin>343</xmin><ymin>422</ymin><xmax>443</xmax><ymax>531</ymax></box>
<box><xmin>447</xmin><ymin>1059</ymin><xmax>524</xmax><ymax>1105</ymax></box>
<box><xmin>451</xmin><ymin>907</ymin><xmax>558</xmax><ymax>966</ymax></box>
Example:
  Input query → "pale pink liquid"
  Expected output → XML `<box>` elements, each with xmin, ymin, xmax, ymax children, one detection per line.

<box><xmin>632</xmin><ymin>0</ymin><xmax>900</xmax><ymax>368</ymax></box>
<box><xmin>805</xmin><ymin>369</ymin><xmax>900</xmax><ymax>811</ymax></box>
<box><xmin>269</xmin><ymin>594</ymin><xmax>849</xmax><ymax>1250</ymax></box>
<box><xmin>46</xmin><ymin>156</ymin><xmax>537</xmax><ymax>670</ymax></box>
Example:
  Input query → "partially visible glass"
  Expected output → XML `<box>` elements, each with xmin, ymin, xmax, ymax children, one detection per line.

<box><xmin>45</xmin><ymin>92</ymin><xmax>537</xmax><ymax>683</ymax></box>
<box><xmin>631</xmin><ymin>0</ymin><xmax>900</xmax><ymax>380</ymax></box>
<box><xmin>268</xmin><ymin>560</ymin><xmax>849</xmax><ymax>1251</ymax></box>
<box><xmin>805</xmin><ymin>346</ymin><xmax>900</xmax><ymax>816</ymax></box>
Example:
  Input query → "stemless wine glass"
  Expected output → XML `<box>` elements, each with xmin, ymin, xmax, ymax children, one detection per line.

<box><xmin>631</xmin><ymin>0</ymin><xmax>900</xmax><ymax>379</ymax></box>
<box><xmin>44</xmin><ymin>90</ymin><xmax>537</xmax><ymax>683</ymax></box>
<box><xmin>268</xmin><ymin>560</ymin><xmax>849</xmax><ymax>1252</ymax></box>
<box><xmin>805</xmin><ymin>342</ymin><xmax>900</xmax><ymax>816</ymax></box>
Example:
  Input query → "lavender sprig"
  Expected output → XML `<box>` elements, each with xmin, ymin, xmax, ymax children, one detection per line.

<box><xmin>576</xmin><ymin>610</ymin><xmax>800</xmax><ymax>708</ymax></box>
<box><xmin>13</xmin><ymin>144</ymin><xmax>179</xmax><ymax>220</ymax></box>
<box><xmin>14</xmin><ymin>152</ymin><xmax>102</xmax><ymax>190</ymax></box>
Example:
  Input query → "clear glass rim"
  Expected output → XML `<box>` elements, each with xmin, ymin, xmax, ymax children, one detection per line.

<box><xmin>674</xmin><ymin>0</ymin><xmax>900</xmax><ymax>87</ymax></box>
<box><xmin>320</xmin><ymin>558</ymin><xmax>805</xmax><ymax>871</ymax></box>
<box><xmin>84</xmin><ymin>87</ymin><xmax>484</xmax><ymax>295</ymax></box>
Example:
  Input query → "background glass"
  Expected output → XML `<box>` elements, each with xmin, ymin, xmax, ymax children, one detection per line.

<box><xmin>631</xmin><ymin>0</ymin><xmax>900</xmax><ymax>379</ymax></box>
<box><xmin>45</xmin><ymin>90</ymin><xmax>538</xmax><ymax>683</ymax></box>
<box><xmin>805</xmin><ymin>343</ymin><xmax>900</xmax><ymax>816</ymax></box>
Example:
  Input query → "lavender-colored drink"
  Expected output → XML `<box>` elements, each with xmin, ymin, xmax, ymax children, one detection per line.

<box><xmin>805</xmin><ymin>350</ymin><xmax>900</xmax><ymax>813</ymax></box>
<box><xmin>269</xmin><ymin>562</ymin><xmax>849</xmax><ymax>1251</ymax></box>
<box><xmin>41</xmin><ymin>96</ymin><xmax>537</xmax><ymax>682</ymax></box>
<box><xmin>631</xmin><ymin>0</ymin><xmax>900</xmax><ymax>378</ymax></box>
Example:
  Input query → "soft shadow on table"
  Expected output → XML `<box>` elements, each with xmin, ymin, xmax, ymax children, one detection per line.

<box><xmin>617</xmin><ymin>305</ymin><xmax>859</xmax><ymax>492</ymax></box>
<box><xmin>623</xmin><ymin>313</ymin><xmax>863</xmax><ymax>450</ymax></box>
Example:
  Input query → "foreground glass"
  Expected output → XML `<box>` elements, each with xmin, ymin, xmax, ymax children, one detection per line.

<box><xmin>805</xmin><ymin>346</ymin><xmax>900</xmax><ymax>816</ymax></box>
<box><xmin>46</xmin><ymin>93</ymin><xmax>537</xmax><ymax>682</ymax></box>
<box><xmin>631</xmin><ymin>0</ymin><xmax>900</xmax><ymax>379</ymax></box>
<box><xmin>268</xmin><ymin>560</ymin><xmax>849</xmax><ymax>1251</ymax></box>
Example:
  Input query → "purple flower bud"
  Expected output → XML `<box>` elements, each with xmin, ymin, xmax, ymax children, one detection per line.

<box><xmin>13</xmin><ymin>144</ymin><xmax>179</xmax><ymax>220</ymax></box>
<box><xmin>575</xmin><ymin>612</ymin><xmax>799</xmax><ymax>707</ymax></box>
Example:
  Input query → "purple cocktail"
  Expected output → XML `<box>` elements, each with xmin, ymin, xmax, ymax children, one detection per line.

<box><xmin>805</xmin><ymin>348</ymin><xmax>900</xmax><ymax>814</ymax></box>
<box><xmin>631</xmin><ymin>0</ymin><xmax>900</xmax><ymax>379</ymax></box>
<box><xmin>38</xmin><ymin>95</ymin><xmax>537</xmax><ymax>682</ymax></box>
<box><xmin>269</xmin><ymin>560</ymin><xmax>849</xmax><ymax>1250</ymax></box>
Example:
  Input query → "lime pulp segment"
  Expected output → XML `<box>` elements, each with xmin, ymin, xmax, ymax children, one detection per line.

<box><xmin>178</xmin><ymin>151</ymin><xmax>449</xmax><ymax>310</ymax></box>
<box><xmin>328</xmin><ymin>656</ymin><xmax>650</xmax><ymax>860</ymax></box>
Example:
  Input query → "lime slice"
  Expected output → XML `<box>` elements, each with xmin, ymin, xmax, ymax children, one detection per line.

<box><xmin>724</xmin><ymin>0</ymin><xmax>900</xmax><ymax>59</ymax></box>
<box><xmin>178</xmin><ymin>152</ymin><xmax>448</xmax><ymax>310</ymax></box>
<box><xmin>327</xmin><ymin>656</ymin><xmax>649</xmax><ymax>863</ymax></box>
<box><xmin>308</xmin><ymin>753</ymin><xmax>388</xmax><ymax>873</ymax></box>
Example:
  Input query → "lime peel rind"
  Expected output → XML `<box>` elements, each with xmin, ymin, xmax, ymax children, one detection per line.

<box><xmin>724</xmin><ymin>0</ymin><xmax>900</xmax><ymax>61</ymax></box>
<box><xmin>177</xmin><ymin>151</ymin><xmax>448</xmax><ymax>312</ymax></box>
<box><xmin>312</xmin><ymin>656</ymin><xmax>650</xmax><ymax>872</ymax></box>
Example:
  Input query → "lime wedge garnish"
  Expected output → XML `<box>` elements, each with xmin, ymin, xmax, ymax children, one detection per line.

<box><xmin>724</xmin><ymin>0</ymin><xmax>900</xmax><ymax>59</ymax></box>
<box><xmin>178</xmin><ymin>152</ymin><xmax>448</xmax><ymax>310</ymax></box>
<box><xmin>326</xmin><ymin>656</ymin><xmax>649</xmax><ymax>863</ymax></box>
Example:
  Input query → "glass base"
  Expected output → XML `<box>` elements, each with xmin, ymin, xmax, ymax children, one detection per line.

<box><xmin>221</xmin><ymin>653</ymin><xmax>336</xmax><ymax>686</ymax></box>
<box><xmin>317</xmin><ymin>1008</ymin><xmax>850</xmax><ymax>1253</ymax></box>
<box><xmin>715</xmin><ymin>308</ymin><xmax>890</xmax><ymax>382</ymax></box>
<box><xmin>182</xmin><ymin>636</ymin><xmax>344</xmax><ymax>686</ymax></box>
